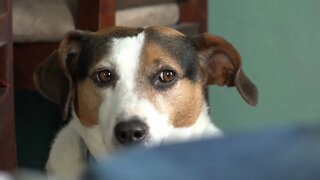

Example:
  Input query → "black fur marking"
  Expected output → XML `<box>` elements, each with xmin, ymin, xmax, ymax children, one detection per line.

<box><xmin>74</xmin><ymin>27</ymin><xmax>144</xmax><ymax>81</ymax></box>
<box><xmin>144</xmin><ymin>29</ymin><xmax>200</xmax><ymax>83</ymax></box>
<box><xmin>76</xmin><ymin>35</ymin><xmax>110</xmax><ymax>80</ymax></box>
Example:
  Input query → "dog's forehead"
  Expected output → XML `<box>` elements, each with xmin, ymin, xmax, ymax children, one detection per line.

<box><xmin>84</xmin><ymin>26</ymin><xmax>191</xmax><ymax>64</ymax></box>
<box><xmin>143</xmin><ymin>27</ymin><xmax>197</xmax><ymax>64</ymax></box>
<box><xmin>94</xmin><ymin>26</ymin><xmax>144</xmax><ymax>38</ymax></box>
<box><xmin>92</xmin><ymin>26</ymin><xmax>192</xmax><ymax>51</ymax></box>
<box><xmin>79</xmin><ymin>26</ymin><xmax>198</xmax><ymax>81</ymax></box>
<box><xmin>144</xmin><ymin>26</ymin><xmax>185</xmax><ymax>37</ymax></box>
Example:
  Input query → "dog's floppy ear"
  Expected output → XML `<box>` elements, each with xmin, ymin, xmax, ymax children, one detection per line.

<box><xmin>192</xmin><ymin>33</ymin><xmax>258</xmax><ymax>106</ymax></box>
<box><xmin>33</xmin><ymin>30</ymin><xmax>87</xmax><ymax>120</ymax></box>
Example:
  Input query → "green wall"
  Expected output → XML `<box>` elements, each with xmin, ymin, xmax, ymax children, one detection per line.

<box><xmin>208</xmin><ymin>0</ymin><xmax>320</xmax><ymax>133</ymax></box>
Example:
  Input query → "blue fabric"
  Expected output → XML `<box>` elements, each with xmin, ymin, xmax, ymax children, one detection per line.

<box><xmin>84</xmin><ymin>125</ymin><xmax>320</xmax><ymax>180</ymax></box>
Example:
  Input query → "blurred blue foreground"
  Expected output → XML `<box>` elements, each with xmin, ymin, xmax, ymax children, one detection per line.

<box><xmin>84</xmin><ymin>125</ymin><xmax>320</xmax><ymax>180</ymax></box>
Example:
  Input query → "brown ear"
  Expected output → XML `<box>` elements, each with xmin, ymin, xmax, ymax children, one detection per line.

<box><xmin>192</xmin><ymin>33</ymin><xmax>258</xmax><ymax>106</ymax></box>
<box><xmin>33</xmin><ymin>30</ymin><xmax>86</xmax><ymax>120</ymax></box>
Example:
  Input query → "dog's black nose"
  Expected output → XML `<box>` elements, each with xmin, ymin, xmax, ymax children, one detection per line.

<box><xmin>114</xmin><ymin>118</ymin><xmax>147</xmax><ymax>145</ymax></box>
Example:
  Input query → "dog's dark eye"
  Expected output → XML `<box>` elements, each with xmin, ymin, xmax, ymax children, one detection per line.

<box><xmin>159</xmin><ymin>70</ymin><xmax>176</xmax><ymax>83</ymax></box>
<box><xmin>96</xmin><ymin>70</ymin><xmax>112</xmax><ymax>82</ymax></box>
<box><xmin>93</xmin><ymin>69</ymin><xmax>115</xmax><ymax>86</ymax></box>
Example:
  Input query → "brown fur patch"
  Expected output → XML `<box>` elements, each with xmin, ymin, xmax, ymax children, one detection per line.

<box><xmin>145</xmin><ymin>26</ymin><xmax>185</xmax><ymax>37</ymax></box>
<box><xmin>139</xmin><ymin>41</ymin><xmax>204</xmax><ymax>128</ymax></box>
<box><xmin>139</xmin><ymin>42</ymin><xmax>183</xmax><ymax>78</ymax></box>
<box><xmin>138</xmin><ymin>42</ymin><xmax>183</xmax><ymax>104</ymax></box>
<box><xmin>167</xmin><ymin>80</ymin><xmax>204</xmax><ymax>127</ymax></box>
<box><xmin>76</xmin><ymin>78</ymin><xmax>102</xmax><ymax>127</ymax></box>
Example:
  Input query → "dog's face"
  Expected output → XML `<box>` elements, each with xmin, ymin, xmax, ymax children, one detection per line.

<box><xmin>34</xmin><ymin>26</ymin><xmax>258</xmax><ymax>151</ymax></box>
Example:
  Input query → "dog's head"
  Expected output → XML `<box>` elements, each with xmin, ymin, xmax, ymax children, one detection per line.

<box><xmin>34</xmin><ymin>26</ymin><xmax>258</xmax><ymax>150</ymax></box>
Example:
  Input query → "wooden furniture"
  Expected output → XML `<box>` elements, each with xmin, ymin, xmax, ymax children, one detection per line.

<box><xmin>76</xmin><ymin>0</ymin><xmax>207</xmax><ymax>33</ymax></box>
<box><xmin>0</xmin><ymin>0</ymin><xmax>17</xmax><ymax>171</ymax></box>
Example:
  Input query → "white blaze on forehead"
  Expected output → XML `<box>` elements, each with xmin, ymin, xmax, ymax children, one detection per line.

<box><xmin>98</xmin><ymin>31</ymin><xmax>148</xmax><ymax>147</ymax></box>
<box><xmin>109</xmin><ymin>32</ymin><xmax>145</xmax><ymax>91</ymax></box>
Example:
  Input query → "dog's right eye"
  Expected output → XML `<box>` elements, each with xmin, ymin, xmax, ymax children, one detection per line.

<box><xmin>93</xmin><ymin>69</ymin><xmax>116</xmax><ymax>86</ymax></box>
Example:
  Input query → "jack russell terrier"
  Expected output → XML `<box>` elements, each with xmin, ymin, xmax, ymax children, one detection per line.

<box><xmin>34</xmin><ymin>26</ymin><xmax>258</xmax><ymax>180</ymax></box>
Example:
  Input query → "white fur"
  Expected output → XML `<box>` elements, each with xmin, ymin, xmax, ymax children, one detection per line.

<box><xmin>98</xmin><ymin>32</ymin><xmax>146</xmax><ymax>152</ymax></box>
<box><xmin>46</xmin><ymin>121</ymin><xmax>85</xmax><ymax>180</ymax></box>
<box><xmin>46</xmin><ymin>33</ymin><xmax>221</xmax><ymax>180</ymax></box>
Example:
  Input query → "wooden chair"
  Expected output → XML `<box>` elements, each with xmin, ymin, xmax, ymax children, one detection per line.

<box><xmin>0</xmin><ymin>0</ymin><xmax>16</xmax><ymax>172</ymax></box>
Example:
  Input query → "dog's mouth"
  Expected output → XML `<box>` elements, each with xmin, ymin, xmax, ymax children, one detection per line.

<box><xmin>111</xmin><ymin>135</ymin><xmax>165</xmax><ymax>151</ymax></box>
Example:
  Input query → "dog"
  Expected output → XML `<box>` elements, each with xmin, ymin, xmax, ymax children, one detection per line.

<box><xmin>34</xmin><ymin>26</ymin><xmax>258</xmax><ymax>180</ymax></box>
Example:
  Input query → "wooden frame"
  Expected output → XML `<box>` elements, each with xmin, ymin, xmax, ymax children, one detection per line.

<box><xmin>0</xmin><ymin>0</ymin><xmax>17</xmax><ymax>172</ymax></box>
<box><xmin>76</xmin><ymin>0</ymin><xmax>115</xmax><ymax>30</ymax></box>
<box><xmin>179</xmin><ymin>0</ymin><xmax>207</xmax><ymax>33</ymax></box>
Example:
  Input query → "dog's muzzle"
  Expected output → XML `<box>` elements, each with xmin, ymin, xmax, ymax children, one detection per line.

<box><xmin>114</xmin><ymin>118</ymin><xmax>148</xmax><ymax>145</ymax></box>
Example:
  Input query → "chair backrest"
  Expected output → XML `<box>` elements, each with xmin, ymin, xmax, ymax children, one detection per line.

<box><xmin>0</xmin><ymin>0</ymin><xmax>17</xmax><ymax>172</ymax></box>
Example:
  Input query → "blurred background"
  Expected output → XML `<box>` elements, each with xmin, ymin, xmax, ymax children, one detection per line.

<box><xmin>208</xmin><ymin>0</ymin><xmax>320</xmax><ymax>133</ymax></box>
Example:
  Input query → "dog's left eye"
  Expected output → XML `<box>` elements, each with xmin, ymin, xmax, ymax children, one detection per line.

<box><xmin>159</xmin><ymin>70</ymin><xmax>176</xmax><ymax>83</ymax></box>
<box><xmin>93</xmin><ymin>69</ymin><xmax>114</xmax><ymax>85</ymax></box>
<box><xmin>153</xmin><ymin>70</ymin><xmax>178</xmax><ymax>90</ymax></box>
